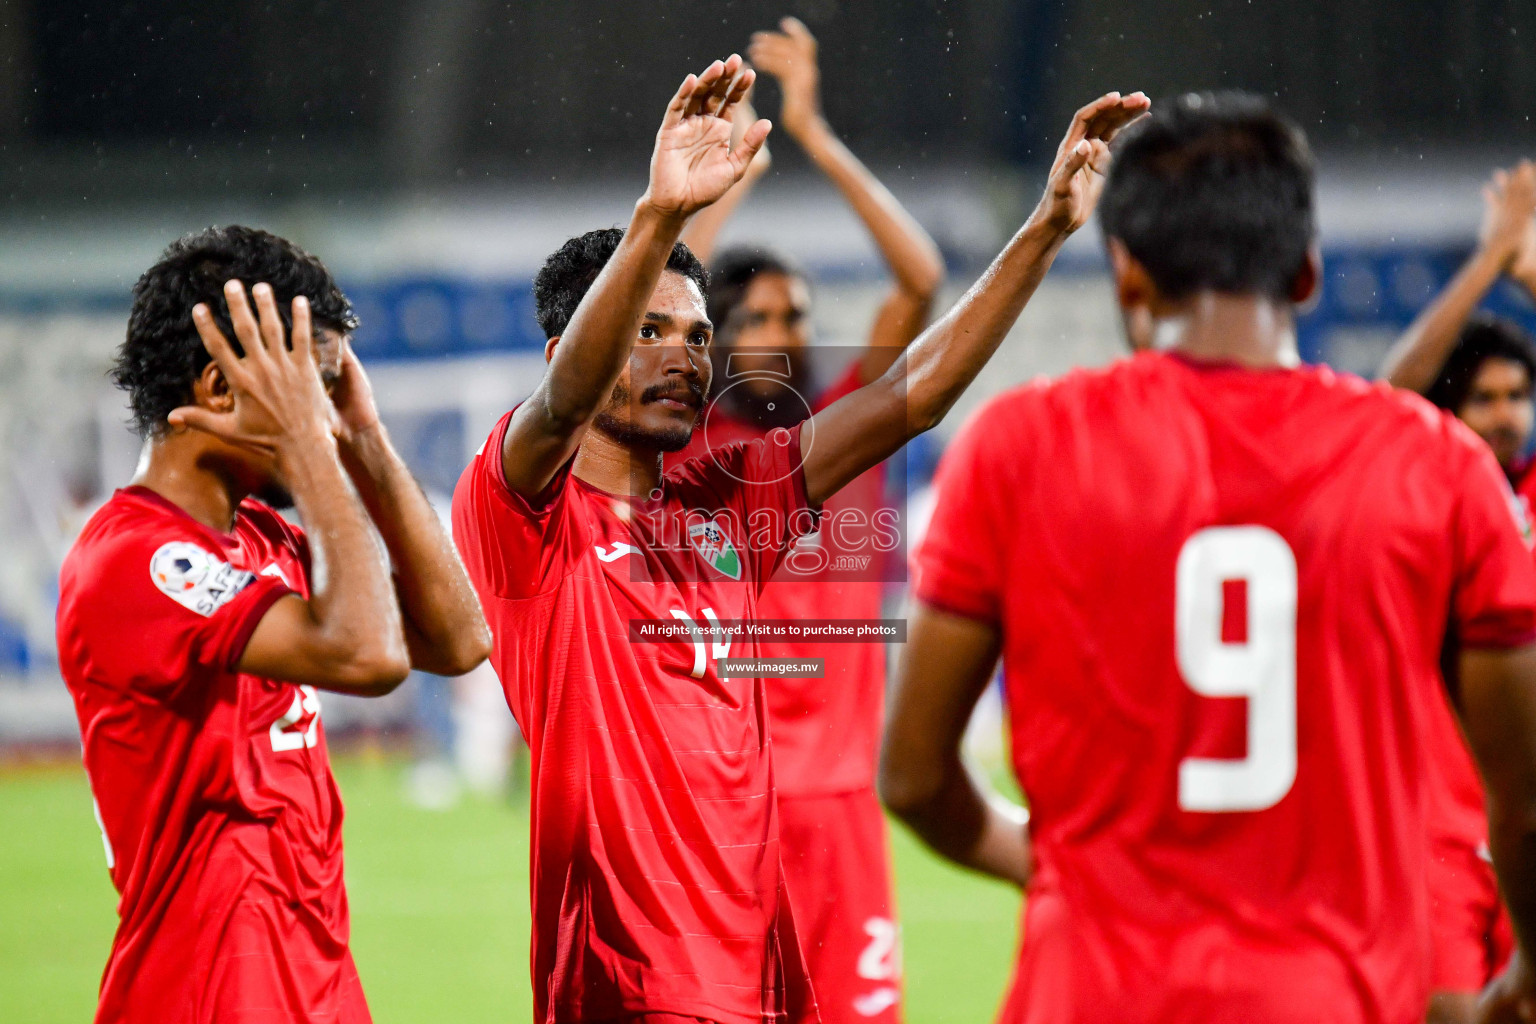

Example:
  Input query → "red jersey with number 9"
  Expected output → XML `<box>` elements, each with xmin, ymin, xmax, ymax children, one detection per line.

<box><xmin>56</xmin><ymin>486</ymin><xmax>369</xmax><ymax>1024</ymax></box>
<box><xmin>913</xmin><ymin>352</ymin><xmax>1536</xmax><ymax>1024</ymax></box>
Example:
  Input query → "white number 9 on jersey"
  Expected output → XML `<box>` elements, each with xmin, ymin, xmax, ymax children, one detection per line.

<box><xmin>1175</xmin><ymin>526</ymin><xmax>1298</xmax><ymax>813</ymax></box>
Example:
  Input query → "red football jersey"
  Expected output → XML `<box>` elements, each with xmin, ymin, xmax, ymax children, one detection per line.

<box><xmin>667</xmin><ymin>361</ymin><xmax>888</xmax><ymax>795</ymax></box>
<box><xmin>56</xmin><ymin>486</ymin><xmax>368</xmax><ymax>1024</ymax></box>
<box><xmin>913</xmin><ymin>352</ymin><xmax>1536</xmax><ymax>1024</ymax></box>
<box><xmin>452</xmin><ymin>414</ymin><xmax>819</xmax><ymax>1024</ymax></box>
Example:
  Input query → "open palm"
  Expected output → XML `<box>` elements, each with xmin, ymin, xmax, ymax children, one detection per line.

<box><xmin>645</xmin><ymin>54</ymin><xmax>771</xmax><ymax>219</ymax></box>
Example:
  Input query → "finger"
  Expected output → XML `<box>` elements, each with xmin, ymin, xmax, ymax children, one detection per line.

<box><xmin>684</xmin><ymin>61</ymin><xmax>726</xmax><ymax>118</ymax></box>
<box><xmin>781</xmin><ymin>16</ymin><xmax>814</xmax><ymax>45</ymax></box>
<box><xmin>290</xmin><ymin>295</ymin><xmax>314</xmax><ymax>364</ymax></box>
<box><xmin>1059</xmin><ymin>92</ymin><xmax>1122</xmax><ymax>159</ymax></box>
<box><xmin>702</xmin><ymin>55</ymin><xmax>743</xmax><ymax>116</ymax></box>
<box><xmin>662</xmin><ymin>73</ymin><xmax>699</xmax><ymax>128</ymax></box>
<box><xmin>191</xmin><ymin>303</ymin><xmax>248</xmax><ymax>384</ymax></box>
<box><xmin>1083</xmin><ymin>93</ymin><xmax>1149</xmax><ymax>142</ymax></box>
<box><xmin>729</xmin><ymin>119</ymin><xmax>773</xmax><ymax>177</ymax></box>
<box><xmin>250</xmin><ymin>283</ymin><xmax>288</xmax><ymax>359</ymax></box>
<box><xmin>223</xmin><ymin>280</ymin><xmax>267</xmax><ymax>364</ymax></box>
<box><xmin>1091</xmin><ymin>92</ymin><xmax>1151</xmax><ymax>143</ymax></box>
<box><xmin>717</xmin><ymin>68</ymin><xmax>757</xmax><ymax>123</ymax></box>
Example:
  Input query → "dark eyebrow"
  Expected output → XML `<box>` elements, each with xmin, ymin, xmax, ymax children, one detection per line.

<box><xmin>642</xmin><ymin>311</ymin><xmax>713</xmax><ymax>334</ymax></box>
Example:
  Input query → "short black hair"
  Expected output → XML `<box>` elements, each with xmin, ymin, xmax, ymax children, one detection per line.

<box><xmin>533</xmin><ymin>227</ymin><xmax>709</xmax><ymax>339</ymax></box>
<box><xmin>114</xmin><ymin>225</ymin><xmax>357</xmax><ymax>437</ymax></box>
<box><xmin>1099</xmin><ymin>91</ymin><xmax>1316</xmax><ymax>302</ymax></box>
<box><xmin>707</xmin><ymin>245</ymin><xmax>806</xmax><ymax>342</ymax></box>
<box><xmin>1426</xmin><ymin>315</ymin><xmax>1536</xmax><ymax>412</ymax></box>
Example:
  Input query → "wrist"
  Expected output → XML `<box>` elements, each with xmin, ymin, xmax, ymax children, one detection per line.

<box><xmin>275</xmin><ymin>429</ymin><xmax>342</xmax><ymax>477</ymax></box>
<box><xmin>1020</xmin><ymin>207</ymin><xmax>1076</xmax><ymax>250</ymax></box>
<box><xmin>633</xmin><ymin>194</ymin><xmax>692</xmax><ymax>232</ymax></box>
<box><xmin>339</xmin><ymin>419</ymin><xmax>388</xmax><ymax>456</ymax></box>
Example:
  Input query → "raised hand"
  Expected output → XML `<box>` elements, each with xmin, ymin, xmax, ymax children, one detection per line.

<box><xmin>643</xmin><ymin>54</ymin><xmax>772</xmax><ymax>220</ymax></box>
<box><xmin>1033</xmin><ymin>91</ymin><xmax>1151</xmax><ymax>236</ymax></box>
<box><xmin>748</xmin><ymin>17</ymin><xmax>821</xmax><ymax>140</ymax></box>
<box><xmin>1479</xmin><ymin>160</ymin><xmax>1536</xmax><ymax>269</ymax></box>
<box><xmin>169</xmin><ymin>280</ymin><xmax>338</xmax><ymax>456</ymax></box>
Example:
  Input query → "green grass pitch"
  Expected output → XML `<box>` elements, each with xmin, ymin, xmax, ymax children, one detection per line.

<box><xmin>0</xmin><ymin>756</ymin><xmax>1020</xmax><ymax>1022</ymax></box>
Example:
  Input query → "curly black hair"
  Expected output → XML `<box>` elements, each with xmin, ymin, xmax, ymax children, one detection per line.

<box><xmin>114</xmin><ymin>225</ymin><xmax>358</xmax><ymax>437</ymax></box>
<box><xmin>533</xmin><ymin>227</ymin><xmax>708</xmax><ymax>339</ymax></box>
<box><xmin>1426</xmin><ymin>314</ymin><xmax>1536</xmax><ymax>413</ymax></box>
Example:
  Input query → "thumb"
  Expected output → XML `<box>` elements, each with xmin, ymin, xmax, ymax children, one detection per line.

<box><xmin>730</xmin><ymin>119</ymin><xmax>773</xmax><ymax>175</ymax></box>
<box><xmin>167</xmin><ymin>405</ymin><xmax>235</xmax><ymax>439</ymax></box>
<box><xmin>1055</xmin><ymin>139</ymin><xmax>1091</xmax><ymax>192</ymax></box>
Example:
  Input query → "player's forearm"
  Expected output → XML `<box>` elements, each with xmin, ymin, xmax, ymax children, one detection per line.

<box><xmin>798</xmin><ymin>118</ymin><xmax>944</xmax><ymax>301</ymax></box>
<box><xmin>882</xmin><ymin>754</ymin><xmax>1032</xmax><ymax>887</ymax></box>
<box><xmin>278</xmin><ymin>438</ymin><xmax>410</xmax><ymax>692</ymax></box>
<box><xmin>900</xmin><ymin>214</ymin><xmax>1068</xmax><ymax>433</ymax></box>
<box><xmin>1379</xmin><ymin>246</ymin><xmax>1506</xmax><ymax>393</ymax></box>
<box><xmin>536</xmin><ymin>201</ymin><xmax>686</xmax><ymax>430</ymax></box>
<box><xmin>338</xmin><ymin>424</ymin><xmax>491</xmax><ymax>676</ymax></box>
<box><xmin>1489</xmin><ymin>800</ymin><xmax>1536</xmax><ymax>958</ymax></box>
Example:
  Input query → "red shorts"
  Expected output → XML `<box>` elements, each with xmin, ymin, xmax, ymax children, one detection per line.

<box><xmin>778</xmin><ymin>788</ymin><xmax>901</xmax><ymax>1024</ymax></box>
<box><xmin>1429</xmin><ymin>833</ymin><xmax>1514</xmax><ymax>992</ymax></box>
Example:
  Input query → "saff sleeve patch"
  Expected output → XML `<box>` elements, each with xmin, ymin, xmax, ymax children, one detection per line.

<box><xmin>148</xmin><ymin>541</ymin><xmax>257</xmax><ymax>617</ymax></box>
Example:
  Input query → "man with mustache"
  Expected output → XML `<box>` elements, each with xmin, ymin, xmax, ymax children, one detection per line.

<box><xmin>451</xmin><ymin>51</ymin><xmax>1145</xmax><ymax>1024</ymax></box>
<box><xmin>668</xmin><ymin>20</ymin><xmax>946</xmax><ymax>1021</ymax></box>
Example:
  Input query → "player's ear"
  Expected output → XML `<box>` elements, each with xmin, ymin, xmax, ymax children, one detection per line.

<box><xmin>1107</xmin><ymin>238</ymin><xmax>1158</xmax><ymax>313</ymax></box>
<box><xmin>192</xmin><ymin>360</ymin><xmax>235</xmax><ymax>414</ymax></box>
<box><xmin>544</xmin><ymin>335</ymin><xmax>561</xmax><ymax>364</ymax></box>
<box><xmin>1290</xmin><ymin>245</ymin><xmax>1323</xmax><ymax>310</ymax></box>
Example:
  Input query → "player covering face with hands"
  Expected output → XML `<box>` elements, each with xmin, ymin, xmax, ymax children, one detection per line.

<box><xmin>452</xmin><ymin>52</ymin><xmax>1146</xmax><ymax>1024</ymax></box>
<box><xmin>58</xmin><ymin>226</ymin><xmax>490</xmax><ymax>1024</ymax></box>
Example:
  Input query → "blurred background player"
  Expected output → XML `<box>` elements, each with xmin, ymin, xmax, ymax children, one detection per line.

<box><xmin>57</xmin><ymin>227</ymin><xmax>490</xmax><ymax>1023</ymax></box>
<box><xmin>1376</xmin><ymin>163</ymin><xmax>1536</xmax><ymax>1024</ymax></box>
<box><xmin>452</xmin><ymin>49</ymin><xmax>1144</xmax><ymax>1023</ymax></box>
<box><xmin>670</xmin><ymin>17</ymin><xmax>946</xmax><ymax>1020</ymax></box>
<box><xmin>1380</xmin><ymin>161</ymin><xmax>1536</xmax><ymax>497</ymax></box>
<box><xmin>880</xmin><ymin>94</ymin><xmax>1536</xmax><ymax>1024</ymax></box>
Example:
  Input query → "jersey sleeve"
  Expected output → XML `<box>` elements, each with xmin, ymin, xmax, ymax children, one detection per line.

<box><xmin>670</xmin><ymin>421</ymin><xmax>818</xmax><ymax>591</ymax></box>
<box><xmin>911</xmin><ymin>397</ymin><xmax>1015</xmax><ymax>624</ymax></box>
<box><xmin>72</xmin><ymin>527</ymin><xmax>293</xmax><ymax>701</ymax></box>
<box><xmin>1449</xmin><ymin>431</ymin><xmax>1536</xmax><ymax>649</ymax></box>
<box><xmin>450</xmin><ymin>409</ymin><xmax>591</xmax><ymax>600</ymax></box>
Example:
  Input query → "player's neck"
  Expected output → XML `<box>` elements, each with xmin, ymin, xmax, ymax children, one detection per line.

<box><xmin>132</xmin><ymin>436</ymin><xmax>245</xmax><ymax>534</ymax></box>
<box><xmin>572</xmin><ymin>429</ymin><xmax>664</xmax><ymax>497</ymax></box>
<box><xmin>1154</xmin><ymin>291</ymin><xmax>1301</xmax><ymax>369</ymax></box>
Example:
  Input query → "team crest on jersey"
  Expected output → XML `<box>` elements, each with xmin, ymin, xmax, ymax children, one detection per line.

<box><xmin>149</xmin><ymin>541</ymin><xmax>256</xmax><ymax>617</ymax></box>
<box><xmin>1510</xmin><ymin>492</ymin><xmax>1535</xmax><ymax>550</ymax></box>
<box><xmin>688</xmin><ymin>521</ymin><xmax>741</xmax><ymax>580</ymax></box>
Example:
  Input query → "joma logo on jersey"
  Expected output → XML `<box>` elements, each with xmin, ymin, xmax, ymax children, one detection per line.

<box><xmin>688</xmin><ymin>521</ymin><xmax>741</xmax><ymax>580</ymax></box>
